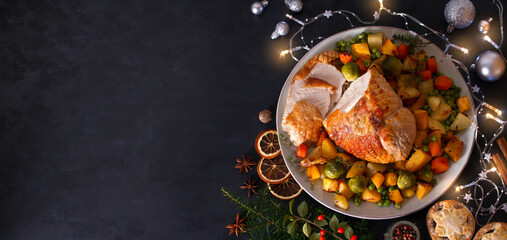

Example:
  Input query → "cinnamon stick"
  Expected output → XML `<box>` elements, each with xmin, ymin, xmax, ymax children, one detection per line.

<box><xmin>492</xmin><ymin>153</ymin><xmax>507</xmax><ymax>184</ymax></box>
<box><xmin>496</xmin><ymin>137</ymin><xmax>507</xmax><ymax>160</ymax></box>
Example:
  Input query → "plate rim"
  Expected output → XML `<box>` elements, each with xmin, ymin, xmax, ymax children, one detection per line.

<box><xmin>275</xmin><ymin>26</ymin><xmax>477</xmax><ymax>219</ymax></box>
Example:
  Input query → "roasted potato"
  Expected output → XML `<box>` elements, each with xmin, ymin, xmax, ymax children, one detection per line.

<box><xmin>427</xmin><ymin>96</ymin><xmax>441</xmax><ymax>112</ymax></box>
<box><xmin>428</xmin><ymin>116</ymin><xmax>446</xmax><ymax>133</ymax></box>
<box><xmin>431</xmin><ymin>102</ymin><xmax>452</xmax><ymax>122</ymax></box>
<box><xmin>456</xmin><ymin>96</ymin><xmax>471</xmax><ymax>112</ymax></box>
<box><xmin>398</xmin><ymin>87</ymin><xmax>421</xmax><ymax>100</ymax></box>
<box><xmin>323</xmin><ymin>178</ymin><xmax>340</xmax><ymax>192</ymax></box>
<box><xmin>406</xmin><ymin>149</ymin><xmax>432</xmax><ymax>172</ymax></box>
<box><xmin>361</xmin><ymin>188</ymin><xmax>381</xmax><ymax>203</ymax></box>
<box><xmin>365</xmin><ymin>162</ymin><xmax>389</xmax><ymax>178</ymax></box>
<box><xmin>418</xmin><ymin>78</ymin><xmax>434</xmax><ymax>95</ymax></box>
<box><xmin>389</xmin><ymin>189</ymin><xmax>404</xmax><ymax>204</ymax></box>
<box><xmin>334</xmin><ymin>194</ymin><xmax>349</xmax><ymax>210</ymax></box>
<box><xmin>449</xmin><ymin>113</ymin><xmax>472</xmax><ymax>131</ymax></box>
<box><xmin>370</xmin><ymin>172</ymin><xmax>385</xmax><ymax>189</ymax></box>
<box><xmin>346</xmin><ymin>161</ymin><xmax>367</xmax><ymax>178</ymax></box>
<box><xmin>416</xmin><ymin>182</ymin><xmax>433</xmax><ymax>200</ymax></box>
<box><xmin>413</xmin><ymin>110</ymin><xmax>429</xmax><ymax>131</ymax></box>
<box><xmin>444</xmin><ymin>135</ymin><xmax>463</xmax><ymax>162</ymax></box>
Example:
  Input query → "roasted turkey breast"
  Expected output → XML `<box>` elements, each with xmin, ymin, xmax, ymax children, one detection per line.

<box><xmin>282</xmin><ymin>60</ymin><xmax>346</xmax><ymax>146</ymax></box>
<box><xmin>323</xmin><ymin>68</ymin><xmax>416</xmax><ymax>163</ymax></box>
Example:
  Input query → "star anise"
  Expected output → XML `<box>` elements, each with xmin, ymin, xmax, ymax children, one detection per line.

<box><xmin>235</xmin><ymin>155</ymin><xmax>255</xmax><ymax>173</ymax></box>
<box><xmin>240</xmin><ymin>177</ymin><xmax>259</xmax><ymax>197</ymax></box>
<box><xmin>225</xmin><ymin>212</ymin><xmax>247</xmax><ymax>237</ymax></box>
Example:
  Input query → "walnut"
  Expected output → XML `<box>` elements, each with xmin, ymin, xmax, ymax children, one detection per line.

<box><xmin>258</xmin><ymin>109</ymin><xmax>273</xmax><ymax>123</ymax></box>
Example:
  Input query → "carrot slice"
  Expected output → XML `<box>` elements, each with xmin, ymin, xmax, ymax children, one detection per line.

<box><xmin>428</xmin><ymin>141</ymin><xmax>441</xmax><ymax>157</ymax></box>
<box><xmin>296</xmin><ymin>144</ymin><xmax>308</xmax><ymax>158</ymax></box>
<box><xmin>356</xmin><ymin>59</ymin><xmax>367</xmax><ymax>74</ymax></box>
<box><xmin>397</xmin><ymin>43</ymin><xmax>409</xmax><ymax>61</ymax></box>
<box><xmin>418</xmin><ymin>70</ymin><xmax>432</xmax><ymax>81</ymax></box>
<box><xmin>430</xmin><ymin>157</ymin><xmax>449</xmax><ymax>174</ymax></box>
<box><xmin>340</xmin><ymin>52</ymin><xmax>353</xmax><ymax>64</ymax></box>
<box><xmin>426</xmin><ymin>57</ymin><xmax>438</xmax><ymax>74</ymax></box>
<box><xmin>435</xmin><ymin>76</ymin><xmax>452</xmax><ymax>90</ymax></box>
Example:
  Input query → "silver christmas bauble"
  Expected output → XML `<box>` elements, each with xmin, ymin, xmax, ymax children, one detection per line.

<box><xmin>478</xmin><ymin>20</ymin><xmax>490</xmax><ymax>34</ymax></box>
<box><xmin>285</xmin><ymin>0</ymin><xmax>303</xmax><ymax>13</ymax></box>
<box><xmin>470</xmin><ymin>51</ymin><xmax>506</xmax><ymax>82</ymax></box>
<box><xmin>251</xmin><ymin>0</ymin><xmax>268</xmax><ymax>15</ymax></box>
<box><xmin>271</xmin><ymin>21</ymin><xmax>289</xmax><ymax>39</ymax></box>
<box><xmin>444</xmin><ymin>0</ymin><xmax>475</xmax><ymax>33</ymax></box>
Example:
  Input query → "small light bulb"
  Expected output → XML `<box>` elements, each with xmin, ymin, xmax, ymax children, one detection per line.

<box><xmin>491</xmin><ymin>167</ymin><xmax>497</xmax><ymax>172</ymax></box>
<box><xmin>456</xmin><ymin>186</ymin><xmax>461</xmax><ymax>192</ymax></box>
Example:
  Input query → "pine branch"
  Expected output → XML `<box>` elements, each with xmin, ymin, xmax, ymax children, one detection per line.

<box><xmin>221</xmin><ymin>187</ymin><xmax>286</xmax><ymax>233</ymax></box>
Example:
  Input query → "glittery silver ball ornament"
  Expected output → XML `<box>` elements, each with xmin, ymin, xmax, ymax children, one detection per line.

<box><xmin>444</xmin><ymin>0</ymin><xmax>475</xmax><ymax>33</ymax></box>
<box><xmin>478</xmin><ymin>20</ymin><xmax>490</xmax><ymax>34</ymax></box>
<box><xmin>271</xmin><ymin>21</ymin><xmax>289</xmax><ymax>39</ymax></box>
<box><xmin>285</xmin><ymin>0</ymin><xmax>303</xmax><ymax>13</ymax></box>
<box><xmin>251</xmin><ymin>0</ymin><xmax>268</xmax><ymax>15</ymax></box>
<box><xmin>470</xmin><ymin>51</ymin><xmax>506</xmax><ymax>82</ymax></box>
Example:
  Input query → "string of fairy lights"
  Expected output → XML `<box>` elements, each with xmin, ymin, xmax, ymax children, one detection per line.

<box><xmin>278</xmin><ymin>0</ymin><xmax>506</xmax><ymax>225</ymax></box>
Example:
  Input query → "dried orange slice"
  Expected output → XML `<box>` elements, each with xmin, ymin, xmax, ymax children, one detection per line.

<box><xmin>255</xmin><ymin>129</ymin><xmax>281</xmax><ymax>159</ymax></box>
<box><xmin>268</xmin><ymin>176</ymin><xmax>302</xmax><ymax>200</ymax></box>
<box><xmin>257</xmin><ymin>155</ymin><xmax>291</xmax><ymax>184</ymax></box>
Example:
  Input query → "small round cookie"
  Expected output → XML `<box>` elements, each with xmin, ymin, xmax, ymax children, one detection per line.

<box><xmin>426</xmin><ymin>200</ymin><xmax>475</xmax><ymax>240</ymax></box>
<box><xmin>473</xmin><ymin>222</ymin><xmax>507</xmax><ymax>240</ymax></box>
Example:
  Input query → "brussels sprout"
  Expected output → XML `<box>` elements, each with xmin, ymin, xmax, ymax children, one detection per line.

<box><xmin>348</xmin><ymin>175</ymin><xmax>368</xmax><ymax>194</ymax></box>
<box><xmin>324</xmin><ymin>160</ymin><xmax>346</xmax><ymax>179</ymax></box>
<box><xmin>382</xmin><ymin>56</ymin><xmax>402</xmax><ymax>77</ymax></box>
<box><xmin>342</xmin><ymin>62</ymin><xmax>360</xmax><ymax>82</ymax></box>
<box><xmin>397</xmin><ymin>171</ymin><xmax>416</xmax><ymax>190</ymax></box>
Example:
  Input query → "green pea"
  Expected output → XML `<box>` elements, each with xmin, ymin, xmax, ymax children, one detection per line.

<box><xmin>431</xmin><ymin>136</ymin><xmax>437</xmax><ymax>142</ymax></box>
<box><xmin>351</xmin><ymin>38</ymin><xmax>357</xmax><ymax>44</ymax></box>
<box><xmin>334</xmin><ymin>47</ymin><xmax>340</xmax><ymax>52</ymax></box>
<box><xmin>424</xmin><ymin>171</ymin><xmax>432</xmax><ymax>178</ymax></box>
<box><xmin>340</xmin><ymin>40</ymin><xmax>346</xmax><ymax>47</ymax></box>
<box><xmin>377</xmin><ymin>186</ymin><xmax>385</xmax><ymax>193</ymax></box>
<box><xmin>388</xmin><ymin>186</ymin><xmax>397</xmax><ymax>192</ymax></box>
<box><xmin>378</xmin><ymin>201</ymin><xmax>384</xmax><ymax>207</ymax></box>
<box><xmin>358</xmin><ymin>33</ymin><xmax>365</xmax><ymax>39</ymax></box>
<box><xmin>422</xmin><ymin>145</ymin><xmax>429</xmax><ymax>152</ymax></box>
<box><xmin>395</xmin><ymin>203</ymin><xmax>402</xmax><ymax>209</ymax></box>
<box><xmin>368</xmin><ymin>183</ymin><xmax>375</xmax><ymax>191</ymax></box>
<box><xmin>364</xmin><ymin>61</ymin><xmax>370</xmax><ymax>67</ymax></box>
<box><xmin>431</xmin><ymin>179</ymin><xmax>437</xmax><ymax>186</ymax></box>
<box><xmin>444</xmin><ymin>120</ymin><xmax>450</xmax><ymax>126</ymax></box>
<box><xmin>346</xmin><ymin>41</ymin><xmax>351</xmax><ymax>46</ymax></box>
<box><xmin>355</xmin><ymin>198</ymin><xmax>362</xmax><ymax>206</ymax></box>
<box><xmin>384</xmin><ymin>200</ymin><xmax>391</xmax><ymax>206</ymax></box>
<box><xmin>371</xmin><ymin>48</ymin><xmax>378</xmax><ymax>53</ymax></box>
<box><xmin>360</xmin><ymin>38</ymin><xmax>367</xmax><ymax>43</ymax></box>
<box><xmin>375</xmin><ymin>51</ymin><xmax>382</xmax><ymax>58</ymax></box>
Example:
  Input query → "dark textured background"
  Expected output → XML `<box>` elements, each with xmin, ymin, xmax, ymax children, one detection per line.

<box><xmin>0</xmin><ymin>0</ymin><xmax>505</xmax><ymax>239</ymax></box>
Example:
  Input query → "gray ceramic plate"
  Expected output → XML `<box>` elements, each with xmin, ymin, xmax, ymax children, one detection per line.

<box><xmin>276</xmin><ymin>26</ymin><xmax>476</xmax><ymax>219</ymax></box>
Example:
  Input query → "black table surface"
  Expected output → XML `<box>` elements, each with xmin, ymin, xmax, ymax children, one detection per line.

<box><xmin>1</xmin><ymin>0</ymin><xmax>506</xmax><ymax>239</ymax></box>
